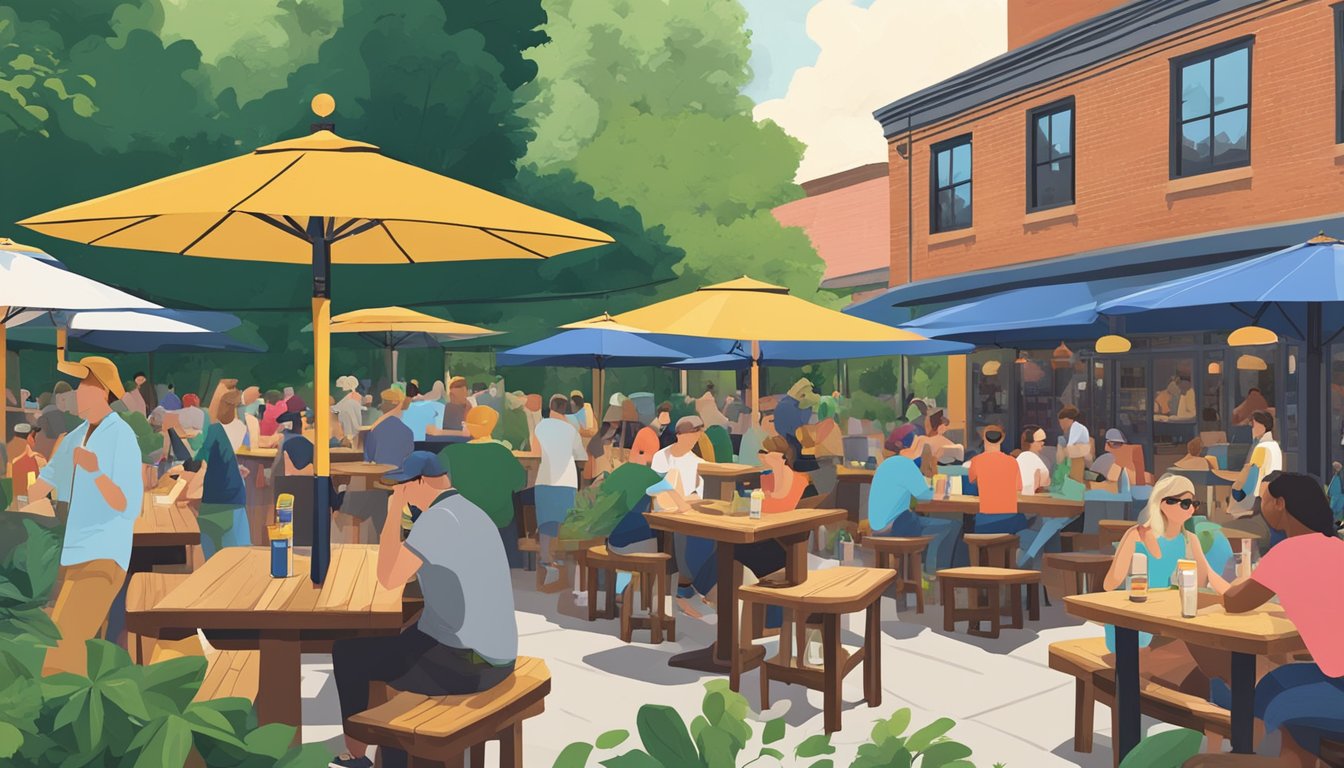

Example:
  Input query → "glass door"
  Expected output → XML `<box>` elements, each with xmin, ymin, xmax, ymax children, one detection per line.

<box><xmin>1151</xmin><ymin>355</ymin><xmax>1197</xmax><ymax>476</ymax></box>
<box><xmin>1115</xmin><ymin>356</ymin><xmax>1152</xmax><ymax>469</ymax></box>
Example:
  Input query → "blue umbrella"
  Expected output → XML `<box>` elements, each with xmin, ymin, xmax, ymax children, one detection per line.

<box><xmin>497</xmin><ymin>327</ymin><xmax>690</xmax><ymax>409</ymax></box>
<box><xmin>1097</xmin><ymin>233</ymin><xmax>1344</xmax><ymax>476</ymax></box>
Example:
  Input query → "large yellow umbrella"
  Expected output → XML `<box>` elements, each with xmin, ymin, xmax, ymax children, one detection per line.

<box><xmin>21</xmin><ymin>95</ymin><xmax>612</xmax><ymax>586</ymax></box>
<box><xmin>571</xmin><ymin>276</ymin><xmax>930</xmax><ymax>418</ymax></box>
<box><xmin>328</xmin><ymin>306</ymin><xmax>497</xmax><ymax>384</ymax></box>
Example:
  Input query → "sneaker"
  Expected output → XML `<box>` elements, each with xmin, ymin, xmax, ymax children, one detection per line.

<box><xmin>330</xmin><ymin>755</ymin><xmax>374</xmax><ymax>768</ymax></box>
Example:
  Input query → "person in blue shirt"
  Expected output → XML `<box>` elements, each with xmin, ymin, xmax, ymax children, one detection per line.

<box><xmin>29</xmin><ymin>356</ymin><xmax>144</xmax><ymax>675</ymax></box>
<box><xmin>179</xmin><ymin>391</ymin><xmax>249</xmax><ymax>560</ymax></box>
<box><xmin>401</xmin><ymin>381</ymin><xmax>445</xmax><ymax>442</ymax></box>
<box><xmin>364</xmin><ymin>388</ymin><xmax>414</xmax><ymax>469</ymax></box>
<box><xmin>866</xmin><ymin>454</ymin><xmax>958</xmax><ymax>575</ymax></box>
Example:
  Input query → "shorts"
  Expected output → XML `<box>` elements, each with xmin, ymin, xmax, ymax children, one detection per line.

<box><xmin>534</xmin><ymin>484</ymin><xmax>576</xmax><ymax>537</ymax></box>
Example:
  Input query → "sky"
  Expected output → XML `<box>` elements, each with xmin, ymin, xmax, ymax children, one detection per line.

<box><xmin>744</xmin><ymin>0</ymin><xmax>1008</xmax><ymax>182</ymax></box>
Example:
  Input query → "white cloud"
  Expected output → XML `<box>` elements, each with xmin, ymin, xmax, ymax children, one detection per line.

<box><xmin>755</xmin><ymin>0</ymin><xmax>1007</xmax><ymax>182</ymax></box>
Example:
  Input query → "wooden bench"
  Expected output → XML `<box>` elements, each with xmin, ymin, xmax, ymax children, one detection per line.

<box><xmin>964</xmin><ymin>533</ymin><xmax>1018</xmax><ymax>567</ymax></box>
<box><xmin>735</xmin><ymin>567</ymin><xmax>893</xmax><ymax>733</ymax></box>
<box><xmin>937</xmin><ymin>567</ymin><xmax>1040</xmax><ymax>639</ymax></box>
<box><xmin>346</xmin><ymin>657</ymin><xmax>551</xmax><ymax>767</ymax></box>
<box><xmin>1048</xmin><ymin>638</ymin><xmax>1232</xmax><ymax>761</ymax></box>
<box><xmin>1098</xmin><ymin>519</ymin><xmax>1136</xmax><ymax>551</ymax></box>
<box><xmin>864</xmin><ymin>535</ymin><xmax>933</xmax><ymax>613</ymax></box>
<box><xmin>581</xmin><ymin>545</ymin><xmax>675</xmax><ymax>644</ymax></box>
<box><xmin>194</xmin><ymin>650</ymin><xmax>260</xmax><ymax>703</ymax></box>
<box><xmin>1043</xmin><ymin>552</ymin><xmax>1113</xmax><ymax>596</ymax></box>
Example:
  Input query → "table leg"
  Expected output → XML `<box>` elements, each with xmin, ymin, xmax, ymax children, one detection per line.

<box><xmin>823</xmin><ymin>613</ymin><xmax>841</xmax><ymax>733</ymax></box>
<box><xmin>256</xmin><ymin>631</ymin><xmax>303</xmax><ymax>745</ymax></box>
<box><xmin>1113</xmin><ymin>626</ymin><xmax>1141</xmax><ymax>762</ymax></box>
<box><xmin>779</xmin><ymin>533</ymin><xmax>810</xmax><ymax>585</ymax></box>
<box><xmin>667</xmin><ymin>543</ymin><xmax>739</xmax><ymax>673</ymax></box>
<box><xmin>864</xmin><ymin>603</ymin><xmax>881</xmax><ymax>707</ymax></box>
<box><xmin>1230</xmin><ymin>651</ymin><xmax>1256</xmax><ymax>754</ymax></box>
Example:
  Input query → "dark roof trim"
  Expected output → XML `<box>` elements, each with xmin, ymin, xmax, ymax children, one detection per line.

<box><xmin>820</xmin><ymin>266</ymin><xmax>888</xmax><ymax>291</ymax></box>
<box><xmin>799</xmin><ymin>163</ymin><xmax>889</xmax><ymax>196</ymax></box>
<box><xmin>873</xmin><ymin>0</ymin><xmax>1272</xmax><ymax>137</ymax></box>
<box><xmin>846</xmin><ymin>213</ymin><xmax>1344</xmax><ymax>319</ymax></box>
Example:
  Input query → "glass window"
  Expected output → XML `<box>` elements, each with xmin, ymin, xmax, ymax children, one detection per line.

<box><xmin>1152</xmin><ymin>357</ymin><xmax>1196</xmax><ymax>476</ymax></box>
<box><xmin>970</xmin><ymin>350</ymin><xmax>1010</xmax><ymax>443</ymax></box>
<box><xmin>1172</xmin><ymin>41</ymin><xmax>1251</xmax><ymax>177</ymax></box>
<box><xmin>931</xmin><ymin>135</ymin><xmax>972</xmax><ymax>232</ymax></box>
<box><xmin>1028</xmin><ymin>101</ymin><xmax>1074</xmax><ymax>210</ymax></box>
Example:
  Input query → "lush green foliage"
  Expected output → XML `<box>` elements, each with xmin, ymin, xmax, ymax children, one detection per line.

<box><xmin>1117</xmin><ymin>728</ymin><xmax>1204</xmax><ymax>768</ymax></box>
<box><xmin>551</xmin><ymin>681</ymin><xmax>984</xmax><ymax>767</ymax></box>
<box><xmin>0</xmin><ymin>520</ymin><xmax>329</xmax><ymax>767</ymax></box>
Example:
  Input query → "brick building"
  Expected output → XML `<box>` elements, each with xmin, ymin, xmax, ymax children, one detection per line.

<box><xmin>772</xmin><ymin>163</ymin><xmax>890</xmax><ymax>303</ymax></box>
<box><xmin>852</xmin><ymin>0</ymin><xmax>1344</xmax><ymax>476</ymax></box>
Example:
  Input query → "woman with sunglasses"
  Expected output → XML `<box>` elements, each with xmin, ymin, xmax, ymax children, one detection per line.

<box><xmin>1101</xmin><ymin>474</ymin><xmax>1229</xmax><ymax>687</ymax></box>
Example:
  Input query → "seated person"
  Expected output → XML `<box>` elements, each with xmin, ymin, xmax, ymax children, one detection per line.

<box><xmin>275</xmin><ymin>412</ymin><xmax>315</xmax><ymax>478</ymax></box>
<box><xmin>757</xmin><ymin>436</ymin><xmax>807</xmax><ymax>513</ymax></box>
<box><xmin>900</xmin><ymin>410</ymin><xmax>964</xmax><ymax>464</ymax></box>
<box><xmin>1173</xmin><ymin>437</ymin><xmax>1219</xmax><ymax>472</ymax></box>
<box><xmin>1219</xmin><ymin>472</ymin><xmax>1344</xmax><ymax>768</ymax></box>
<box><xmin>1088</xmin><ymin>428</ymin><xmax>1136</xmax><ymax>492</ymax></box>
<box><xmin>867</xmin><ymin>452</ymin><xmax>957</xmax><ymax>574</ymax></box>
<box><xmin>8</xmin><ymin>423</ymin><xmax>46</xmax><ymax>498</ymax></box>
<box><xmin>330</xmin><ymin>452</ymin><xmax>517</xmax><ymax>768</ymax></box>
<box><xmin>1016</xmin><ymin>425</ymin><xmax>1050</xmax><ymax>493</ymax></box>
<box><xmin>967</xmin><ymin>426</ymin><xmax>1026</xmax><ymax>535</ymax></box>
<box><xmin>649</xmin><ymin>417</ymin><xmax>709</xmax><ymax>617</ymax></box>
<box><xmin>1231</xmin><ymin>386</ymin><xmax>1269</xmax><ymax>426</ymax></box>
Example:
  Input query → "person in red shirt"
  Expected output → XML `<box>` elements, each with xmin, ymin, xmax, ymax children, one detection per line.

<box><xmin>758</xmin><ymin>435</ymin><xmax>807</xmax><ymax>513</ymax></box>
<box><xmin>629</xmin><ymin>402</ymin><xmax>671</xmax><ymax>466</ymax></box>
<box><xmin>967</xmin><ymin>426</ymin><xmax>1026</xmax><ymax>535</ymax></box>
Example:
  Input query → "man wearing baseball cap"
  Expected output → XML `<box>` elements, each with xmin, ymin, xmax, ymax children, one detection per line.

<box><xmin>330</xmin><ymin>451</ymin><xmax>516</xmax><ymax>768</ymax></box>
<box><xmin>28</xmin><ymin>356</ymin><xmax>144</xmax><ymax>675</ymax></box>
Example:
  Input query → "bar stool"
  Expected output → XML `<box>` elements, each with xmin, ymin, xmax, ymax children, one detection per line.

<box><xmin>863</xmin><ymin>535</ymin><xmax>934</xmax><ymax>612</ymax></box>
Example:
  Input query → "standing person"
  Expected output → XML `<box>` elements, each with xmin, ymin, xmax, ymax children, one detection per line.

<box><xmin>333</xmin><ymin>376</ymin><xmax>366</xmax><ymax>444</ymax></box>
<box><xmin>1218</xmin><ymin>472</ymin><xmax>1344</xmax><ymax>767</ymax></box>
<box><xmin>179</xmin><ymin>389</ymin><xmax>250</xmax><ymax>559</ymax></box>
<box><xmin>533</xmin><ymin>394</ymin><xmax>585</xmax><ymax>590</ymax></box>
<box><xmin>967</xmin><ymin>426</ymin><xmax>1026</xmax><ymax>535</ymax></box>
<box><xmin>403</xmin><ymin>381</ymin><xmax>445</xmax><ymax>442</ymax></box>
<box><xmin>1017</xmin><ymin>425</ymin><xmax>1051</xmax><ymax>492</ymax></box>
<box><xmin>1229</xmin><ymin>410</ymin><xmax>1283</xmax><ymax>544</ymax></box>
<box><xmin>330</xmin><ymin>453</ymin><xmax>517</xmax><ymax>768</ymax></box>
<box><xmin>867</xmin><ymin>452</ymin><xmax>959</xmax><ymax>575</ymax></box>
<box><xmin>1057</xmin><ymin>406</ymin><xmax>1091</xmax><ymax>482</ymax></box>
<box><xmin>441</xmin><ymin>406</ymin><xmax>527</xmax><ymax>566</ymax></box>
<box><xmin>8</xmin><ymin>423</ymin><xmax>46</xmax><ymax>498</ymax></box>
<box><xmin>134</xmin><ymin>371</ymin><xmax>157</xmax><ymax>413</ymax></box>
<box><xmin>28</xmin><ymin>357</ymin><xmax>144</xmax><ymax>675</ymax></box>
<box><xmin>430</xmin><ymin>377</ymin><xmax>471</xmax><ymax>438</ymax></box>
<box><xmin>629</xmin><ymin>402</ymin><xmax>672</xmax><ymax>466</ymax></box>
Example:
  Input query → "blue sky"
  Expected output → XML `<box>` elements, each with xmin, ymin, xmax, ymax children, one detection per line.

<box><xmin>741</xmin><ymin>0</ymin><xmax>818</xmax><ymax>103</ymax></box>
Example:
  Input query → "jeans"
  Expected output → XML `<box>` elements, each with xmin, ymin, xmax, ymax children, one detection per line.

<box><xmin>1016</xmin><ymin>515</ymin><xmax>1079</xmax><ymax>569</ymax></box>
<box><xmin>974</xmin><ymin>512</ymin><xmax>1029</xmax><ymax>535</ymax></box>
<box><xmin>198</xmin><ymin>505</ymin><xmax>251</xmax><ymax>560</ymax></box>
<box><xmin>333</xmin><ymin>626</ymin><xmax>514</xmax><ymax>768</ymax></box>
<box><xmin>1252</xmin><ymin>662</ymin><xmax>1344</xmax><ymax>756</ymax></box>
<box><xmin>870</xmin><ymin>512</ymin><xmax>958</xmax><ymax>573</ymax></box>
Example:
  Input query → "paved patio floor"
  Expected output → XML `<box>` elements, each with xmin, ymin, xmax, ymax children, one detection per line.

<box><xmin>296</xmin><ymin>560</ymin><xmax>1189</xmax><ymax>767</ymax></box>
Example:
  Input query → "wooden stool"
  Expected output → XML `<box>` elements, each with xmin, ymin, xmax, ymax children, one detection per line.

<box><xmin>963</xmin><ymin>533</ymin><xmax>1018</xmax><ymax>567</ymax></box>
<box><xmin>1098</xmin><ymin>519</ymin><xmax>1136</xmax><ymax>552</ymax></box>
<box><xmin>937</xmin><ymin>567</ymin><xmax>1040</xmax><ymax>639</ymax></box>
<box><xmin>581</xmin><ymin>545</ymin><xmax>675</xmax><ymax>644</ymax></box>
<box><xmin>1044</xmin><ymin>552</ymin><xmax>1113</xmax><ymax>596</ymax></box>
<box><xmin>735</xmin><ymin>567</ymin><xmax>894</xmax><ymax>733</ymax></box>
<box><xmin>864</xmin><ymin>535</ymin><xmax>933</xmax><ymax>613</ymax></box>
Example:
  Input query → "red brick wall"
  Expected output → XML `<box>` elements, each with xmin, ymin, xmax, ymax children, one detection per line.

<box><xmin>1008</xmin><ymin>0</ymin><xmax>1131</xmax><ymax>48</ymax></box>
<box><xmin>774</xmin><ymin>172</ymin><xmax>890</xmax><ymax>285</ymax></box>
<box><xmin>889</xmin><ymin>0</ymin><xmax>1344</xmax><ymax>286</ymax></box>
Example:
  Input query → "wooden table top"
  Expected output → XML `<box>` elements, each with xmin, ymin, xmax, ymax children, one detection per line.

<box><xmin>235</xmin><ymin>446</ymin><xmax>366</xmax><ymax>462</ymax></box>
<box><xmin>1064</xmin><ymin>590</ymin><xmax>1304</xmax><ymax>656</ymax></box>
<box><xmin>738</xmin><ymin>566</ymin><xmax>894</xmax><ymax>613</ymax></box>
<box><xmin>698</xmin><ymin>462</ymin><xmax>763</xmax><ymax>479</ymax></box>
<box><xmin>835</xmin><ymin>466</ymin><xmax>876</xmax><ymax>480</ymax></box>
<box><xmin>644</xmin><ymin>502</ymin><xmax>846</xmax><ymax>545</ymax></box>
<box><xmin>512</xmin><ymin>451</ymin><xmax>585</xmax><ymax>464</ymax></box>
<box><xmin>330</xmin><ymin>461</ymin><xmax>397</xmax><ymax>477</ymax></box>
<box><xmin>133</xmin><ymin>545</ymin><xmax>404</xmax><ymax>633</ymax></box>
<box><xmin>133</xmin><ymin>493</ymin><xmax>200</xmax><ymax>547</ymax></box>
<box><xmin>918</xmin><ymin>493</ymin><xmax>1084</xmax><ymax>518</ymax></box>
<box><xmin>1044</xmin><ymin>552</ymin><xmax>1114</xmax><ymax>570</ymax></box>
<box><xmin>1220</xmin><ymin>527</ymin><xmax>1259</xmax><ymax>543</ymax></box>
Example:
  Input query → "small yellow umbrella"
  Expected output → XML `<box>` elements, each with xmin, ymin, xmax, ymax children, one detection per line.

<box><xmin>571</xmin><ymin>276</ymin><xmax>930</xmax><ymax>418</ymax></box>
<box><xmin>328</xmin><ymin>306</ymin><xmax>497</xmax><ymax>383</ymax></box>
<box><xmin>21</xmin><ymin>95</ymin><xmax>612</xmax><ymax>586</ymax></box>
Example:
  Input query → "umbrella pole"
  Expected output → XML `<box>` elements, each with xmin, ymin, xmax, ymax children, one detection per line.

<box><xmin>0</xmin><ymin>317</ymin><xmax>7</xmax><ymax>417</ymax></box>
<box><xmin>56</xmin><ymin>325</ymin><xmax>68</xmax><ymax>366</ymax></box>
<box><xmin>751</xmin><ymin>340</ymin><xmax>761</xmax><ymax>425</ymax></box>
<box><xmin>309</xmin><ymin>219</ymin><xmax>333</xmax><ymax>586</ymax></box>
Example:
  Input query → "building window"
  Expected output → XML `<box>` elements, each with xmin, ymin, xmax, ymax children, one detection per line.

<box><xmin>931</xmin><ymin>135</ymin><xmax>972</xmax><ymax>232</ymax></box>
<box><xmin>1171</xmin><ymin>40</ymin><xmax>1251</xmax><ymax>178</ymax></box>
<box><xmin>1028</xmin><ymin>100</ymin><xmax>1074</xmax><ymax>211</ymax></box>
<box><xmin>1335</xmin><ymin>5</ymin><xmax>1344</xmax><ymax>143</ymax></box>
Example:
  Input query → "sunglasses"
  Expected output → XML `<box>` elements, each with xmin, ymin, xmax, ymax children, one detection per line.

<box><xmin>1160</xmin><ymin>496</ymin><xmax>1202</xmax><ymax>510</ymax></box>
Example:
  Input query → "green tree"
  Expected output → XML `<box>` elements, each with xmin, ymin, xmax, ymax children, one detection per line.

<box><xmin>522</xmin><ymin>0</ymin><xmax>827</xmax><ymax>300</ymax></box>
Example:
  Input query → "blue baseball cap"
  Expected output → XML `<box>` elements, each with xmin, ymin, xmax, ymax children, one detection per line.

<box><xmin>383</xmin><ymin>451</ymin><xmax>448</xmax><ymax>483</ymax></box>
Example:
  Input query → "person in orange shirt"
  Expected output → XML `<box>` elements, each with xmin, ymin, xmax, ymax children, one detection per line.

<box><xmin>967</xmin><ymin>426</ymin><xmax>1026</xmax><ymax>535</ymax></box>
<box><xmin>629</xmin><ymin>402</ymin><xmax>672</xmax><ymax>466</ymax></box>
<box><xmin>757</xmin><ymin>435</ymin><xmax>807</xmax><ymax>513</ymax></box>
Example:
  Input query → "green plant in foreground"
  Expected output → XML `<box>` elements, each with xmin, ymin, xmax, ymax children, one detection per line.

<box><xmin>552</xmin><ymin>680</ymin><xmax>981</xmax><ymax>767</ymax></box>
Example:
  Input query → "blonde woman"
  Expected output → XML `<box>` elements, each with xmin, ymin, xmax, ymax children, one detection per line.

<box><xmin>1101</xmin><ymin>473</ymin><xmax>1230</xmax><ymax>692</ymax></box>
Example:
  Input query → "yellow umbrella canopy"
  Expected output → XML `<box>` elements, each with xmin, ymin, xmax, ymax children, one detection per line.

<box><xmin>20</xmin><ymin>96</ymin><xmax>613</xmax><ymax>585</ymax></box>
<box><xmin>575</xmin><ymin>276</ymin><xmax>930</xmax><ymax>416</ymax></box>
<box><xmin>329</xmin><ymin>306</ymin><xmax>497</xmax><ymax>384</ymax></box>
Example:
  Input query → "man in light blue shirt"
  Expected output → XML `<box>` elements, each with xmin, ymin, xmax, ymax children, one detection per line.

<box><xmin>866</xmin><ymin>454</ymin><xmax>958</xmax><ymax>575</ymax></box>
<box><xmin>29</xmin><ymin>356</ymin><xmax>144</xmax><ymax>675</ymax></box>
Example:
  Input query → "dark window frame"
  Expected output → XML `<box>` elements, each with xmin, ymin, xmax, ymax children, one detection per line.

<box><xmin>1026</xmin><ymin>98</ymin><xmax>1076</xmax><ymax>212</ymax></box>
<box><xmin>1169</xmin><ymin>36</ymin><xmax>1254</xmax><ymax>179</ymax></box>
<box><xmin>930</xmin><ymin>134</ymin><xmax>973</xmax><ymax>234</ymax></box>
<box><xmin>1335</xmin><ymin>4</ymin><xmax>1344</xmax><ymax>143</ymax></box>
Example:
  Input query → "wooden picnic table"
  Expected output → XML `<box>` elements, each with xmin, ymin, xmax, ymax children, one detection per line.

<box><xmin>1065</xmin><ymin>589</ymin><xmax>1304</xmax><ymax>759</ymax></box>
<box><xmin>130</xmin><ymin>491</ymin><xmax>200</xmax><ymax>574</ymax></box>
<box><xmin>917</xmin><ymin>493</ymin><xmax>1084</xmax><ymax>518</ymax></box>
<box><xmin>126</xmin><ymin>544</ymin><xmax>404</xmax><ymax>742</ymax></box>
<box><xmin>235</xmin><ymin>445</ymin><xmax>366</xmax><ymax>462</ymax></box>
<box><xmin>697</xmin><ymin>462</ymin><xmax>763</xmax><ymax>500</ymax></box>
<box><xmin>644</xmin><ymin>502</ymin><xmax>847</xmax><ymax>673</ymax></box>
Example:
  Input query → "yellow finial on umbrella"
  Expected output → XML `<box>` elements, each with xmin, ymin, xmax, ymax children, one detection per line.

<box><xmin>311</xmin><ymin>93</ymin><xmax>335</xmax><ymax>118</ymax></box>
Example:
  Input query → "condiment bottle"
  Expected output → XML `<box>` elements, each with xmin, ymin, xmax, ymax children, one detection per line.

<box><xmin>749</xmin><ymin>488</ymin><xmax>764</xmax><ymax>519</ymax></box>
<box><xmin>1128</xmin><ymin>552</ymin><xmax>1148</xmax><ymax>602</ymax></box>
<box><xmin>1180</xmin><ymin>568</ymin><xmax>1198</xmax><ymax>618</ymax></box>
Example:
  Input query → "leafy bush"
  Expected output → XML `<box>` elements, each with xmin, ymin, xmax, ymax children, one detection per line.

<box><xmin>552</xmin><ymin>681</ymin><xmax>983</xmax><ymax>767</ymax></box>
<box><xmin>0</xmin><ymin>520</ymin><xmax>330</xmax><ymax>767</ymax></box>
<box><xmin>1117</xmin><ymin>728</ymin><xmax>1203</xmax><ymax>768</ymax></box>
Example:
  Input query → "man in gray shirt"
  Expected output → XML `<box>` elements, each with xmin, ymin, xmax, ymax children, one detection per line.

<box><xmin>331</xmin><ymin>451</ymin><xmax>517</xmax><ymax>768</ymax></box>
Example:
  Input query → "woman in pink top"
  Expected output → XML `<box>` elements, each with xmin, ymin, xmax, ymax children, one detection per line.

<box><xmin>1221</xmin><ymin>471</ymin><xmax>1344</xmax><ymax>766</ymax></box>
